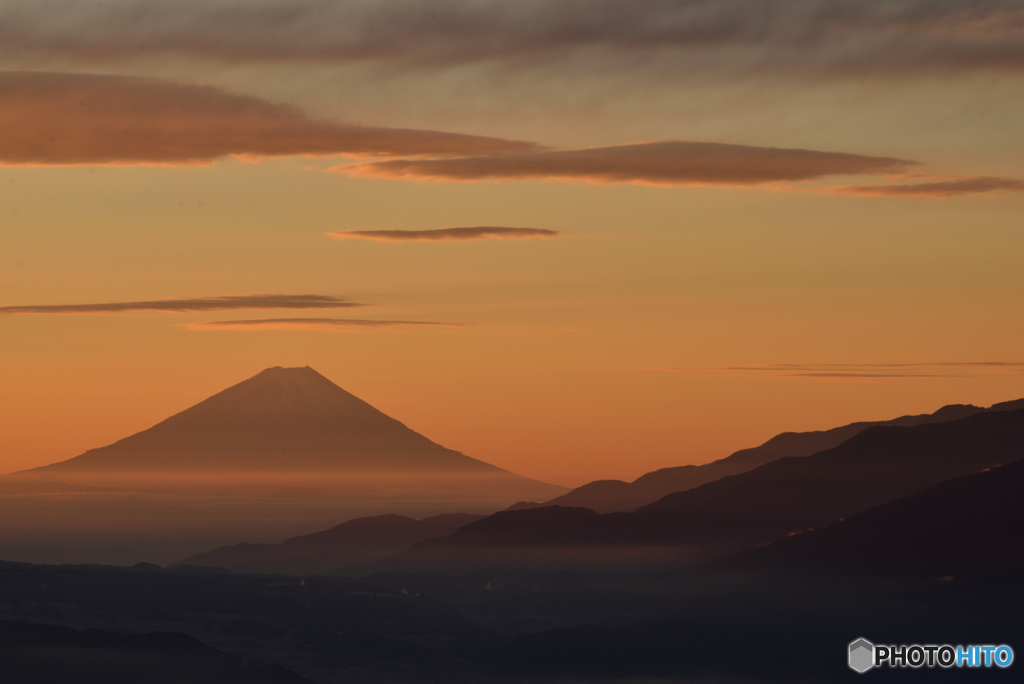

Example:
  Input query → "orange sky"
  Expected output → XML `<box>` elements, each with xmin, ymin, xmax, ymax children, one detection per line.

<box><xmin>2</xmin><ymin>1</ymin><xmax>1024</xmax><ymax>487</ymax></box>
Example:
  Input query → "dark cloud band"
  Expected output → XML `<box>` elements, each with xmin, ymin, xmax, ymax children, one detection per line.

<box><xmin>646</xmin><ymin>361</ymin><xmax>1024</xmax><ymax>381</ymax></box>
<box><xmin>2</xmin><ymin>1</ymin><xmax>1021</xmax><ymax>76</ymax></box>
<box><xmin>0</xmin><ymin>294</ymin><xmax>362</xmax><ymax>315</ymax></box>
<box><xmin>188</xmin><ymin>318</ymin><xmax>459</xmax><ymax>331</ymax></box>
<box><xmin>328</xmin><ymin>227</ymin><xmax>560</xmax><ymax>242</ymax></box>
<box><xmin>830</xmin><ymin>176</ymin><xmax>1024</xmax><ymax>198</ymax></box>
<box><xmin>338</xmin><ymin>141</ymin><xmax>912</xmax><ymax>187</ymax></box>
<box><xmin>0</xmin><ymin>71</ymin><xmax>538</xmax><ymax>165</ymax></box>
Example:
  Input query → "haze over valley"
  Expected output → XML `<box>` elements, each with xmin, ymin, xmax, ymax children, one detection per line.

<box><xmin>2</xmin><ymin>372</ymin><xmax>1022</xmax><ymax>682</ymax></box>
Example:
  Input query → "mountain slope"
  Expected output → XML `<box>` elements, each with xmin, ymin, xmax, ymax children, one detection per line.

<box><xmin>31</xmin><ymin>366</ymin><xmax>503</xmax><ymax>474</ymax></box>
<box><xmin>1</xmin><ymin>367</ymin><xmax>566</xmax><ymax>565</ymax></box>
<box><xmin>631</xmin><ymin>406</ymin><xmax>1024</xmax><ymax>547</ymax></box>
<box><xmin>398</xmin><ymin>407</ymin><xmax>1024</xmax><ymax>565</ymax></box>
<box><xmin>176</xmin><ymin>512</ymin><xmax>485</xmax><ymax>575</ymax></box>
<box><xmin>736</xmin><ymin>456</ymin><xmax>1024</xmax><ymax>580</ymax></box>
<box><xmin>512</xmin><ymin>401</ymin><xmax>1016</xmax><ymax>513</ymax></box>
<box><xmin>0</xmin><ymin>620</ymin><xmax>311</xmax><ymax>683</ymax></box>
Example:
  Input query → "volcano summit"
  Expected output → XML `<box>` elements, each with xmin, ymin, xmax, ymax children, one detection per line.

<box><xmin>15</xmin><ymin>366</ymin><xmax>564</xmax><ymax>503</ymax></box>
<box><xmin>34</xmin><ymin>366</ymin><xmax>504</xmax><ymax>474</ymax></box>
<box><xmin>0</xmin><ymin>368</ymin><xmax>564</xmax><ymax>565</ymax></box>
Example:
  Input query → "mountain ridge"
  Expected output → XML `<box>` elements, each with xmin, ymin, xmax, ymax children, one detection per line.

<box><xmin>389</xmin><ymin>405</ymin><xmax>1024</xmax><ymax>571</ymax></box>
<box><xmin>509</xmin><ymin>399</ymin><xmax>1024</xmax><ymax>513</ymax></box>
<box><xmin>733</xmin><ymin>456</ymin><xmax>1024</xmax><ymax>580</ymax></box>
<box><xmin>175</xmin><ymin>512</ymin><xmax>487</xmax><ymax>576</ymax></box>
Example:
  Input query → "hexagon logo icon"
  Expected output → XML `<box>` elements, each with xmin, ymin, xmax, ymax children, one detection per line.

<box><xmin>849</xmin><ymin>638</ymin><xmax>875</xmax><ymax>673</ymax></box>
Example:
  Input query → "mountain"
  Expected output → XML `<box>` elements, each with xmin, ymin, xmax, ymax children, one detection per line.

<box><xmin>632</xmin><ymin>405</ymin><xmax>1024</xmax><ymax>547</ymax></box>
<box><xmin>510</xmin><ymin>400</ymin><xmax>1022</xmax><ymax>514</ymax></box>
<box><xmin>31</xmin><ymin>367</ymin><xmax>503</xmax><ymax>474</ymax></box>
<box><xmin>1</xmin><ymin>367</ymin><xmax>566</xmax><ymax>566</ymax></box>
<box><xmin>735</xmin><ymin>456</ymin><xmax>1024</xmax><ymax>581</ymax></box>
<box><xmin>175</xmin><ymin>512</ymin><xmax>485</xmax><ymax>575</ymax></box>
<box><xmin>392</xmin><ymin>407</ymin><xmax>1024</xmax><ymax>569</ymax></box>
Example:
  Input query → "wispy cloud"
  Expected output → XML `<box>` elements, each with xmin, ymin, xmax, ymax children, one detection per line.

<box><xmin>337</xmin><ymin>141</ymin><xmax>912</xmax><ymax>187</ymax></box>
<box><xmin>188</xmin><ymin>318</ymin><xmax>459</xmax><ymax>332</ymax></box>
<box><xmin>646</xmin><ymin>362</ymin><xmax>1024</xmax><ymax>381</ymax></box>
<box><xmin>2</xmin><ymin>1</ymin><xmax>1021</xmax><ymax>77</ymax></box>
<box><xmin>828</xmin><ymin>176</ymin><xmax>1024</xmax><ymax>198</ymax></box>
<box><xmin>0</xmin><ymin>294</ymin><xmax>362</xmax><ymax>315</ymax></box>
<box><xmin>0</xmin><ymin>71</ymin><xmax>538</xmax><ymax>166</ymax></box>
<box><xmin>327</xmin><ymin>226</ymin><xmax>561</xmax><ymax>242</ymax></box>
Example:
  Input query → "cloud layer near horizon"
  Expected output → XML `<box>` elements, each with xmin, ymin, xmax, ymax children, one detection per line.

<box><xmin>0</xmin><ymin>72</ymin><xmax>537</xmax><ymax>165</ymax></box>
<box><xmin>339</xmin><ymin>141</ymin><xmax>912</xmax><ymax>187</ymax></box>
<box><xmin>829</xmin><ymin>176</ymin><xmax>1024</xmax><ymax>198</ymax></box>
<box><xmin>0</xmin><ymin>294</ymin><xmax>362</xmax><ymax>315</ymax></box>
<box><xmin>2</xmin><ymin>1</ymin><xmax>1022</xmax><ymax>77</ymax></box>
<box><xmin>328</xmin><ymin>227</ymin><xmax>560</xmax><ymax>242</ymax></box>
<box><xmin>188</xmin><ymin>318</ymin><xmax>458</xmax><ymax>332</ymax></box>
<box><xmin>648</xmin><ymin>362</ymin><xmax>1024</xmax><ymax>380</ymax></box>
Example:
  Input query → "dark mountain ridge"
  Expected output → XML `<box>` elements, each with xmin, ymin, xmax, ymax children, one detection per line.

<box><xmin>0</xmin><ymin>619</ymin><xmax>310</xmax><ymax>683</ymax></box>
<box><xmin>394</xmin><ymin>406</ymin><xmax>1024</xmax><ymax>568</ymax></box>
<box><xmin>735</xmin><ymin>455</ymin><xmax>1024</xmax><ymax>581</ymax></box>
<box><xmin>510</xmin><ymin>399</ymin><xmax>1024</xmax><ymax>513</ymax></box>
<box><xmin>176</xmin><ymin>512</ymin><xmax>485</xmax><ymax>575</ymax></box>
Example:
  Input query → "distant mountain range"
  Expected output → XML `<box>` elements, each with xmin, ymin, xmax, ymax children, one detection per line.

<box><xmin>176</xmin><ymin>513</ymin><xmax>485</xmax><ymax>576</ymax></box>
<box><xmin>165</xmin><ymin>396</ymin><xmax>1024</xmax><ymax>577</ymax></box>
<box><xmin>510</xmin><ymin>398</ymin><xmax>1024</xmax><ymax>513</ymax></box>
<box><xmin>388</xmin><ymin>405</ymin><xmax>1024</xmax><ymax>570</ymax></box>
<box><xmin>4</xmin><ymin>389</ymin><xmax>1022</xmax><ymax>684</ymax></box>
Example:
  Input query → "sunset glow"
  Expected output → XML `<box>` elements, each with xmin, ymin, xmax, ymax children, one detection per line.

<box><xmin>2</xmin><ymin>1</ymin><xmax>1023</xmax><ymax>489</ymax></box>
<box><xmin>1</xmin><ymin>6</ymin><xmax>1022</xmax><ymax>683</ymax></box>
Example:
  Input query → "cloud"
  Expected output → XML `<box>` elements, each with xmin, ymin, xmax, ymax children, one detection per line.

<box><xmin>0</xmin><ymin>294</ymin><xmax>362</xmax><ymax>315</ymax></box>
<box><xmin>828</xmin><ymin>176</ymin><xmax>1024</xmax><ymax>198</ymax></box>
<box><xmin>327</xmin><ymin>226</ymin><xmax>561</xmax><ymax>242</ymax></box>
<box><xmin>0</xmin><ymin>71</ymin><xmax>538</xmax><ymax>165</ymax></box>
<box><xmin>336</xmin><ymin>141</ymin><xmax>912</xmax><ymax>187</ymax></box>
<box><xmin>188</xmin><ymin>318</ymin><xmax>459</xmax><ymax>332</ymax></box>
<box><xmin>2</xmin><ymin>1</ymin><xmax>1022</xmax><ymax>77</ymax></box>
<box><xmin>647</xmin><ymin>362</ymin><xmax>1024</xmax><ymax>381</ymax></box>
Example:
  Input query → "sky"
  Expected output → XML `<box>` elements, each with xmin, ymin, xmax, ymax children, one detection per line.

<box><xmin>2</xmin><ymin>0</ymin><xmax>1024</xmax><ymax>487</ymax></box>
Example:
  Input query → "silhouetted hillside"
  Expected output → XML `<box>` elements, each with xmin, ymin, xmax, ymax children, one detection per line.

<box><xmin>427</xmin><ymin>506</ymin><xmax>600</xmax><ymax>547</ymax></box>
<box><xmin>398</xmin><ymin>408</ymin><xmax>1024</xmax><ymax>567</ymax></box>
<box><xmin>0</xmin><ymin>620</ymin><xmax>310</xmax><ymax>684</ymax></box>
<box><xmin>3</xmin><ymin>547</ymin><xmax>1018</xmax><ymax>683</ymax></box>
<box><xmin>176</xmin><ymin>512</ymin><xmax>484</xmax><ymax>575</ymax></box>
<box><xmin>737</xmin><ymin>456</ymin><xmax>1024</xmax><ymax>580</ymax></box>
<box><xmin>511</xmin><ymin>401</ymin><xmax>1002</xmax><ymax>513</ymax></box>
